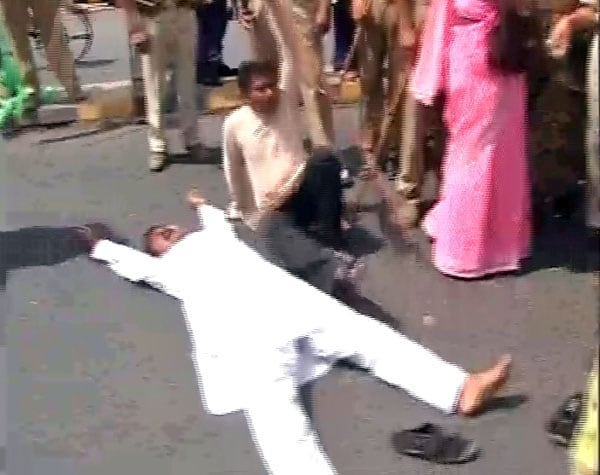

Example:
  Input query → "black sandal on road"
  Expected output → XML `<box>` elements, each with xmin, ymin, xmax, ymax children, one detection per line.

<box><xmin>546</xmin><ymin>392</ymin><xmax>583</xmax><ymax>447</ymax></box>
<box><xmin>391</xmin><ymin>423</ymin><xmax>480</xmax><ymax>464</ymax></box>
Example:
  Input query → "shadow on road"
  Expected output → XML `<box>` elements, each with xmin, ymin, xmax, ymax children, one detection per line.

<box><xmin>0</xmin><ymin>226</ymin><xmax>88</xmax><ymax>288</ymax></box>
<box><xmin>167</xmin><ymin>146</ymin><xmax>222</xmax><ymax>167</ymax></box>
<box><xmin>523</xmin><ymin>215</ymin><xmax>599</xmax><ymax>275</ymax></box>
<box><xmin>336</xmin><ymin>288</ymin><xmax>402</xmax><ymax>332</ymax></box>
<box><xmin>479</xmin><ymin>394</ymin><xmax>529</xmax><ymax>416</ymax></box>
<box><xmin>75</xmin><ymin>59</ymin><xmax>117</xmax><ymax>68</ymax></box>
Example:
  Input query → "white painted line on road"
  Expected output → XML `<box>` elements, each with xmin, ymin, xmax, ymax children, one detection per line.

<box><xmin>81</xmin><ymin>80</ymin><xmax>131</xmax><ymax>92</ymax></box>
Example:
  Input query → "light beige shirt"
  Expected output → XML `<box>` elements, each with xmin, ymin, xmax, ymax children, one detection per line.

<box><xmin>222</xmin><ymin>1</ymin><xmax>307</xmax><ymax>230</ymax></box>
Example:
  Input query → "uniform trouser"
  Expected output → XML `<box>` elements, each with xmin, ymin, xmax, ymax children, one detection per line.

<box><xmin>332</xmin><ymin>0</ymin><xmax>356</xmax><ymax>70</ymax></box>
<box><xmin>396</xmin><ymin>97</ymin><xmax>446</xmax><ymax>203</ymax></box>
<box><xmin>140</xmin><ymin>6</ymin><xmax>200</xmax><ymax>153</ymax></box>
<box><xmin>196</xmin><ymin>0</ymin><xmax>228</xmax><ymax>67</ymax></box>
<box><xmin>360</xmin><ymin>0</ymin><xmax>441</xmax><ymax>206</ymax></box>
<box><xmin>586</xmin><ymin>34</ymin><xmax>599</xmax><ymax>229</ymax></box>
<box><xmin>0</xmin><ymin>0</ymin><xmax>79</xmax><ymax>102</ymax></box>
<box><xmin>244</xmin><ymin>309</ymin><xmax>468</xmax><ymax>475</ymax></box>
<box><xmin>247</xmin><ymin>1</ymin><xmax>334</xmax><ymax>148</ymax></box>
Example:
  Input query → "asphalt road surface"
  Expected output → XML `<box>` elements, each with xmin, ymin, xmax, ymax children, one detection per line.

<box><xmin>2</xmin><ymin>104</ymin><xmax>598</xmax><ymax>475</ymax></box>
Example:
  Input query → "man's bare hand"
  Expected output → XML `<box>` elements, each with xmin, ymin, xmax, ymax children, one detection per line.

<box><xmin>74</xmin><ymin>223</ymin><xmax>114</xmax><ymax>254</ymax></box>
<box><xmin>239</xmin><ymin>8</ymin><xmax>256</xmax><ymax>29</ymax></box>
<box><xmin>186</xmin><ymin>188</ymin><xmax>206</xmax><ymax>209</ymax></box>
<box><xmin>262</xmin><ymin>190</ymin><xmax>281</xmax><ymax>210</ymax></box>
<box><xmin>548</xmin><ymin>15</ymin><xmax>573</xmax><ymax>58</ymax></box>
<box><xmin>351</xmin><ymin>0</ymin><xmax>369</xmax><ymax>22</ymax></box>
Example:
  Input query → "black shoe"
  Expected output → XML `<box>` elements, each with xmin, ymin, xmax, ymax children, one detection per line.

<box><xmin>391</xmin><ymin>423</ymin><xmax>480</xmax><ymax>464</ymax></box>
<box><xmin>546</xmin><ymin>393</ymin><xmax>583</xmax><ymax>447</ymax></box>
<box><xmin>218</xmin><ymin>63</ymin><xmax>238</xmax><ymax>78</ymax></box>
<box><xmin>198</xmin><ymin>62</ymin><xmax>223</xmax><ymax>87</ymax></box>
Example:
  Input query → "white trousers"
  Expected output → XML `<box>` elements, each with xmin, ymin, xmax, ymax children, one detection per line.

<box><xmin>140</xmin><ymin>6</ymin><xmax>200</xmax><ymax>153</ymax></box>
<box><xmin>244</xmin><ymin>311</ymin><xmax>468</xmax><ymax>475</ymax></box>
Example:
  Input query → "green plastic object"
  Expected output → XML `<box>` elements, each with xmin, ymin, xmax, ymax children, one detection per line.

<box><xmin>0</xmin><ymin>18</ymin><xmax>35</xmax><ymax>128</ymax></box>
<box><xmin>40</xmin><ymin>85</ymin><xmax>66</xmax><ymax>105</ymax></box>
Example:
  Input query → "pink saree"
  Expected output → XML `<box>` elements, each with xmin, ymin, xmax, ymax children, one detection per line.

<box><xmin>411</xmin><ymin>0</ymin><xmax>531</xmax><ymax>279</ymax></box>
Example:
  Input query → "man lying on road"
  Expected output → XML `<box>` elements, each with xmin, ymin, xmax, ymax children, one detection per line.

<box><xmin>77</xmin><ymin>188</ymin><xmax>512</xmax><ymax>475</ymax></box>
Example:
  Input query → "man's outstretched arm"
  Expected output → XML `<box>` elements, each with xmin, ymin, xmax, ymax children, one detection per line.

<box><xmin>186</xmin><ymin>188</ymin><xmax>236</xmax><ymax>236</ymax></box>
<box><xmin>79</xmin><ymin>226</ymin><xmax>171</xmax><ymax>295</ymax></box>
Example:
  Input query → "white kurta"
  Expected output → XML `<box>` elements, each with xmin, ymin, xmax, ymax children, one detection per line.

<box><xmin>91</xmin><ymin>204</ymin><xmax>468</xmax><ymax>475</ymax></box>
<box><xmin>92</xmin><ymin>205</ymin><xmax>335</xmax><ymax>414</ymax></box>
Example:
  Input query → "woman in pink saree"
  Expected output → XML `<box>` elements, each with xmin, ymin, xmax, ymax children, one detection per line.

<box><xmin>412</xmin><ymin>0</ymin><xmax>531</xmax><ymax>278</ymax></box>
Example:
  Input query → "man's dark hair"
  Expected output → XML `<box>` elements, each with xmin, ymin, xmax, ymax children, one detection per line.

<box><xmin>237</xmin><ymin>60</ymin><xmax>278</xmax><ymax>95</ymax></box>
<box><xmin>142</xmin><ymin>224</ymin><xmax>165</xmax><ymax>257</ymax></box>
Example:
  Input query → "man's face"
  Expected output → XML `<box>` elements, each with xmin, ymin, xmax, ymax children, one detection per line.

<box><xmin>246</xmin><ymin>73</ymin><xmax>279</xmax><ymax>114</ymax></box>
<box><xmin>148</xmin><ymin>224</ymin><xmax>187</xmax><ymax>256</ymax></box>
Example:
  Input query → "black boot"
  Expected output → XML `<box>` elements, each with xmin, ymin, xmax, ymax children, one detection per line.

<box><xmin>218</xmin><ymin>63</ymin><xmax>238</xmax><ymax>78</ymax></box>
<box><xmin>199</xmin><ymin>62</ymin><xmax>222</xmax><ymax>87</ymax></box>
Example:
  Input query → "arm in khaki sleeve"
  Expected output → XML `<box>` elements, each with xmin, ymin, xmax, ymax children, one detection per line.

<box><xmin>116</xmin><ymin>0</ymin><xmax>141</xmax><ymax>28</ymax></box>
<box><xmin>261</xmin><ymin>0</ymin><xmax>310</xmax><ymax>96</ymax></box>
<box><xmin>91</xmin><ymin>240</ymin><xmax>174</xmax><ymax>296</ymax></box>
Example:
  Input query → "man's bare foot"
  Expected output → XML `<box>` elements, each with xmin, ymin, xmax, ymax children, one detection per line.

<box><xmin>458</xmin><ymin>355</ymin><xmax>512</xmax><ymax>417</ymax></box>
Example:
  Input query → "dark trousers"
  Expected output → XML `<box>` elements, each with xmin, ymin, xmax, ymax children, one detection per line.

<box><xmin>196</xmin><ymin>0</ymin><xmax>228</xmax><ymax>72</ymax></box>
<box><xmin>259</xmin><ymin>211</ymin><xmax>339</xmax><ymax>295</ymax></box>
<box><xmin>332</xmin><ymin>0</ymin><xmax>356</xmax><ymax>70</ymax></box>
<box><xmin>280</xmin><ymin>150</ymin><xmax>344</xmax><ymax>249</ymax></box>
<box><xmin>258</xmin><ymin>151</ymin><xmax>344</xmax><ymax>293</ymax></box>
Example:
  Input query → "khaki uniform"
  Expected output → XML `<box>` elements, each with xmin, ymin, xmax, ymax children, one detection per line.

<box><xmin>581</xmin><ymin>0</ymin><xmax>599</xmax><ymax>228</ymax></box>
<box><xmin>359</xmin><ymin>0</ymin><xmax>442</xmax><ymax>208</ymax></box>
<box><xmin>244</xmin><ymin>0</ymin><xmax>335</xmax><ymax>148</ymax></box>
<box><xmin>0</xmin><ymin>0</ymin><xmax>80</xmax><ymax>102</ymax></box>
<box><xmin>135</xmin><ymin>0</ymin><xmax>201</xmax><ymax>153</ymax></box>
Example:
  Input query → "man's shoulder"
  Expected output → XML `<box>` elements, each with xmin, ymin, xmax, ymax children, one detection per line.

<box><xmin>224</xmin><ymin>105</ymin><xmax>254</xmax><ymax>134</ymax></box>
<box><xmin>225</xmin><ymin>104</ymin><xmax>252</xmax><ymax>122</ymax></box>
